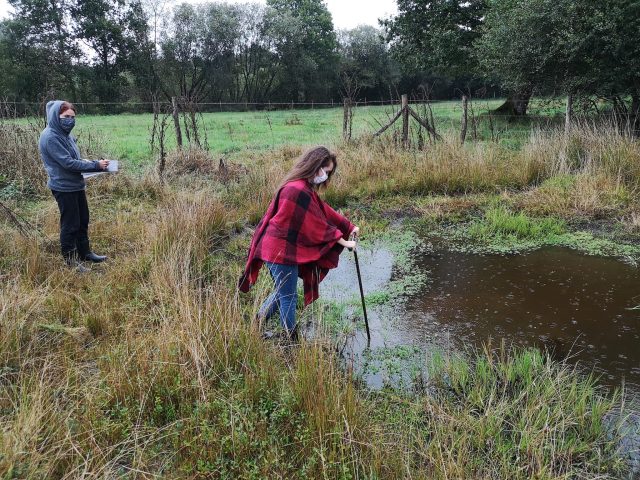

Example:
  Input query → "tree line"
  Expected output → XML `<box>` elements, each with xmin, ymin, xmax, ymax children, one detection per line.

<box><xmin>386</xmin><ymin>0</ymin><xmax>640</xmax><ymax>116</ymax></box>
<box><xmin>0</xmin><ymin>0</ymin><xmax>405</xmax><ymax>111</ymax></box>
<box><xmin>0</xmin><ymin>0</ymin><xmax>638</xmax><ymax>117</ymax></box>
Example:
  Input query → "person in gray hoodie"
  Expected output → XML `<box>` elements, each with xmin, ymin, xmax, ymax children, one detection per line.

<box><xmin>39</xmin><ymin>100</ymin><xmax>109</xmax><ymax>271</ymax></box>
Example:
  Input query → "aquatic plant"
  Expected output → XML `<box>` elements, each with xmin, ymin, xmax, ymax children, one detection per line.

<box><xmin>467</xmin><ymin>205</ymin><xmax>566</xmax><ymax>241</ymax></box>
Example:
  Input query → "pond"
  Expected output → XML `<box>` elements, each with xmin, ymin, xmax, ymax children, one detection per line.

<box><xmin>322</xmin><ymin>242</ymin><xmax>640</xmax><ymax>393</ymax></box>
<box><xmin>319</xmin><ymin>239</ymin><xmax>640</xmax><ymax>474</ymax></box>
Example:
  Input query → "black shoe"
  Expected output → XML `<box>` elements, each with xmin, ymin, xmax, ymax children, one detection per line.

<box><xmin>83</xmin><ymin>252</ymin><xmax>107</xmax><ymax>263</ymax></box>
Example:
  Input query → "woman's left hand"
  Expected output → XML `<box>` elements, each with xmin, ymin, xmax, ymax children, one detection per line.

<box><xmin>351</xmin><ymin>226</ymin><xmax>360</xmax><ymax>237</ymax></box>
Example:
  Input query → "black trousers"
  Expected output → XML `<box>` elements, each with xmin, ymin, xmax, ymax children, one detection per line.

<box><xmin>51</xmin><ymin>190</ymin><xmax>91</xmax><ymax>257</ymax></box>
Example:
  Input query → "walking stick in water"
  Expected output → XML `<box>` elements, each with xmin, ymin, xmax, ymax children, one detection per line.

<box><xmin>349</xmin><ymin>232</ymin><xmax>371</xmax><ymax>342</ymax></box>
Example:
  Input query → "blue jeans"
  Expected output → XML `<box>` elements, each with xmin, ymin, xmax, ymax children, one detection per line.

<box><xmin>259</xmin><ymin>262</ymin><xmax>298</xmax><ymax>332</ymax></box>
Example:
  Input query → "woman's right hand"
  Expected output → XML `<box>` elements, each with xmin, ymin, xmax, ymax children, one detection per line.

<box><xmin>340</xmin><ymin>239</ymin><xmax>357</xmax><ymax>250</ymax></box>
<box><xmin>98</xmin><ymin>159</ymin><xmax>110</xmax><ymax>170</ymax></box>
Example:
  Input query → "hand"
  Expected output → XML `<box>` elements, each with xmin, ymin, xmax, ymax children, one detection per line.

<box><xmin>98</xmin><ymin>159</ymin><xmax>110</xmax><ymax>170</ymax></box>
<box><xmin>351</xmin><ymin>226</ymin><xmax>360</xmax><ymax>237</ymax></box>
<box><xmin>343</xmin><ymin>240</ymin><xmax>357</xmax><ymax>250</ymax></box>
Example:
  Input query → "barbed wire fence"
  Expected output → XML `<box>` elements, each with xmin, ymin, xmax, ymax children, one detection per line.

<box><xmin>1</xmin><ymin>95</ymin><xmax>638</xmax><ymax>160</ymax></box>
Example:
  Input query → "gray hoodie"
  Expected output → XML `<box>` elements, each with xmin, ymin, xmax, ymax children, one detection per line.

<box><xmin>38</xmin><ymin>100</ymin><xmax>102</xmax><ymax>192</ymax></box>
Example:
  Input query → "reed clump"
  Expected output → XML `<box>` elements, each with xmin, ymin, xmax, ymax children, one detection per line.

<box><xmin>0</xmin><ymin>123</ymin><xmax>46</xmax><ymax>197</ymax></box>
<box><xmin>416</xmin><ymin>345</ymin><xmax>625</xmax><ymax>478</ymax></box>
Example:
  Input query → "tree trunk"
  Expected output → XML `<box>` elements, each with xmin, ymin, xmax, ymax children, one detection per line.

<box><xmin>493</xmin><ymin>88</ymin><xmax>533</xmax><ymax>116</ymax></box>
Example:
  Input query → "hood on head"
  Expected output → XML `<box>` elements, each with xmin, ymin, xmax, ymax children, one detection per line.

<box><xmin>46</xmin><ymin>100</ymin><xmax>67</xmax><ymax>135</ymax></box>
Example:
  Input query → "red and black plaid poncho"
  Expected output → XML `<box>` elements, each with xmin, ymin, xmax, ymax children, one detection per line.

<box><xmin>239</xmin><ymin>179</ymin><xmax>354</xmax><ymax>306</ymax></box>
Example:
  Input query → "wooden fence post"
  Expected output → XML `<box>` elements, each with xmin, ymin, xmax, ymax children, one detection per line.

<box><xmin>343</xmin><ymin>98</ymin><xmax>353</xmax><ymax>141</ymax></box>
<box><xmin>171</xmin><ymin>96</ymin><xmax>182</xmax><ymax>149</ymax></box>
<box><xmin>401</xmin><ymin>94</ymin><xmax>409</xmax><ymax>148</ymax></box>
<box><xmin>565</xmin><ymin>93</ymin><xmax>573</xmax><ymax>135</ymax></box>
<box><xmin>460</xmin><ymin>95</ymin><xmax>469</xmax><ymax>144</ymax></box>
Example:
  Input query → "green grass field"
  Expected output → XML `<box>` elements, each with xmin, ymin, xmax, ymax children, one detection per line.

<box><xmin>69</xmin><ymin>99</ymin><xmax>564</xmax><ymax>167</ymax></box>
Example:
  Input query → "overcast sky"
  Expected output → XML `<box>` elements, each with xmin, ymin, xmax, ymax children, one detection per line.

<box><xmin>0</xmin><ymin>0</ymin><xmax>397</xmax><ymax>30</ymax></box>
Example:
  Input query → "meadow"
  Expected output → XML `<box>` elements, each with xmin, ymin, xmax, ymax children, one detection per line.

<box><xmin>60</xmin><ymin>98</ymin><xmax>565</xmax><ymax>166</ymax></box>
<box><xmin>1</xmin><ymin>108</ymin><xmax>639</xmax><ymax>477</ymax></box>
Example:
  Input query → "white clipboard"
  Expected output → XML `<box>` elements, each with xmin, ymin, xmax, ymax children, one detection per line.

<box><xmin>82</xmin><ymin>160</ymin><xmax>119</xmax><ymax>179</ymax></box>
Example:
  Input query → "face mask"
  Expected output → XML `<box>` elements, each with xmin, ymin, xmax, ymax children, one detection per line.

<box><xmin>60</xmin><ymin>117</ymin><xmax>75</xmax><ymax>133</ymax></box>
<box><xmin>313</xmin><ymin>168</ymin><xmax>328</xmax><ymax>185</ymax></box>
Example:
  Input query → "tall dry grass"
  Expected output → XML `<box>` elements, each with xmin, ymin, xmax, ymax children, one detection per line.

<box><xmin>0</xmin><ymin>123</ymin><xmax>46</xmax><ymax>197</ymax></box>
<box><xmin>0</xmin><ymin>176</ymin><xmax>384</xmax><ymax>478</ymax></box>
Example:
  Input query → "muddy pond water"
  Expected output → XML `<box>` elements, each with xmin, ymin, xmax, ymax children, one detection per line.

<box><xmin>322</xmin><ymin>242</ymin><xmax>640</xmax><ymax>393</ymax></box>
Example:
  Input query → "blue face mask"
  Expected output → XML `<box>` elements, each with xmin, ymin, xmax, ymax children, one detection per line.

<box><xmin>59</xmin><ymin>117</ymin><xmax>75</xmax><ymax>133</ymax></box>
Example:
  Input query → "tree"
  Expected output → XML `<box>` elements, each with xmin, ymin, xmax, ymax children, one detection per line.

<box><xmin>383</xmin><ymin>0</ymin><xmax>486</xmax><ymax>79</ymax></box>
<box><xmin>476</xmin><ymin>0</ymin><xmax>603</xmax><ymax>114</ymax></box>
<box><xmin>266</xmin><ymin>0</ymin><xmax>338</xmax><ymax>101</ymax></box>
<box><xmin>0</xmin><ymin>22</ymin><xmax>14</xmax><ymax>96</ymax></box>
<box><xmin>5</xmin><ymin>0</ymin><xmax>80</xmax><ymax>99</ymax></box>
<box><xmin>384</xmin><ymin>0</ymin><xmax>543</xmax><ymax>114</ymax></box>
<box><xmin>72</xmin><ymin>0</ymin><xmax>150</xmax><ymax>103</ymax></box>
<box><xmin>233</xmin><ymin>4</ymin><xmax>285</xmax><ymax>103</ymax></box>
<box><xmin>337</xmin><ymin>26</ymin><xmax>399</xmax><ymax>100</ymax></box>
<box><xmin>592</xmin><ymin>0</ymin><xmax>640</xmax><ymax>118</ymax></box>
<box><xmin>157</xmin><ymin>2</ymin><xmax>241</xmax><ymax>102</ymax></box>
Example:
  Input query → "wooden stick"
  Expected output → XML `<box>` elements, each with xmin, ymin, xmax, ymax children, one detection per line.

<box><xmin>373</xmin><ymin>108</ymin><xmax>403</xmax><ymax>137</ymax></box>
<box><xmin>408</xmin><ymin>107</ymin><xmax>443</xmax><ymax>141</ymax></box>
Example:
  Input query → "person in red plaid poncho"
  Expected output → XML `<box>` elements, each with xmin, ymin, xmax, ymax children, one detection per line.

<box><xmin>239</xmin><ymin>146</ymin><xmax>359</xmax><ymax>340</ymax></box>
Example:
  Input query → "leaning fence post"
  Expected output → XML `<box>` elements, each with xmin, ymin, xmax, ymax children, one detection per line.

<box><xmin>401</xmin><ymin>94</ymin><xmax>409</xmax><ymax>148</ymax></box>
<box><xmin>460</xmin><ymin>95</ymin><xmax>469</xmax><ymax>144</ymax></box>
<box><xmin>171</xmin><ymin>96</ymin><xmax>183</xmax><ymax>149</ymax></box>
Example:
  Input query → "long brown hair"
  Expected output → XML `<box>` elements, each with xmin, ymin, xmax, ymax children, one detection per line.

<box><xmin>278</xmin><ymin>146</ymin><xmax>337</xmax><ymax>191</ymax></box>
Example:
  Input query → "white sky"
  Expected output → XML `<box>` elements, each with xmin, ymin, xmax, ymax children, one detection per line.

<box><xmin>0</xmin><ymin>0</ymin><xmax>397</xmax><ymax>30</ymax></box>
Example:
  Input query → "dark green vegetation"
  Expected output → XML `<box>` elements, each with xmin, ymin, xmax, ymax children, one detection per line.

<box><xmin>386</xmin><ymin>0</ymin><xmax>640</xmax><ymax>117</ymax></box>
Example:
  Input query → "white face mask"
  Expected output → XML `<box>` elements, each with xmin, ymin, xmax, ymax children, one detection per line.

<box><xmin>313</xmin><ymin>168</ymin><xmax>329</xmax><ymax>185</ymax></box>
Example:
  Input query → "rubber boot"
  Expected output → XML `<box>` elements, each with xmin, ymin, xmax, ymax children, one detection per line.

<box><xmin>84</xmin><ymin>252</ymin><xmax>107</xmax><ymax>263</ymax></box>
<box><xmin>78</xmin><ymin>239</ymin><xmax>107</xmax><ymax>263</ymax></box>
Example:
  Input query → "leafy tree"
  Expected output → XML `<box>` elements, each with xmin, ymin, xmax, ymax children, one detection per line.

<box><xmin>0</xmin><ymin>22</ymin><xmax>14</xmax><ymax>96</ymax></box>
<box><xmin>72</xmin><ymin>0</ymin><xmax>150</xmax><ymax>102</ymax></box>
<box><xmin>5</xmin><ymin>0</ymin><xmax>80</xmax><ymax>99</ymax></box>
<box><xmin>383</xmin><ymin>0</ymin><xmax>486</xmax><ymax>78</ymax></box>
<box><xmin>233</xmin><ymin>4</ymin><xmax>286</xmax><ymax>103</ymax></box>
<box><xmin>267</xmin><ymin>0</ymin><xmax>338</xmax><ymax>101</ymax></box>
<box><xmin>593</xmin><ymin>0</ymin><xmax>640</xmax><ymax>116</ymax></box>
<box><xmin>337</xmin><ymin>26</ymin><xmax>399</xmax><ymax>100</ymax></box>
<box><xmin>157</xmin><ymin>2</ymin><xmax>241</xmax><ymax>102</ymax></box>
<box><xmin>476</xmin><ymin>0</ymin><xmax>602</xmax><ymax>112</ymax></box>
<box><xmin>383</xmin><ymin>0</ymin><xmax>537</xmax><ymax>114</ymax></box>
